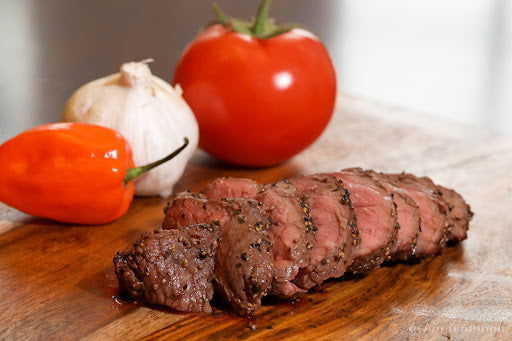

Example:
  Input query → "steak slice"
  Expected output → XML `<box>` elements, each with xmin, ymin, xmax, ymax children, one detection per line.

<box><xmin>257</xmin><ymin>179</ymin><xmax>314</xmax><ymax>298</ymax></box>
<box><xmin>436</xmin><ymin>185</ymin><xmax>473</xmax><ymax>242</ymax></box>
<box><xmin>162</xmin><ymin>192</ymin><xmax>274</xmax><ymax>316</ymax></box>
<box><xmin>114</xmin><ymin>224</ymin><xmax>219</xmax><ymax>314</ymax></box>
<box><xmin>162</xmin><ymin>191</ymin><xmax>229</xmax><ymax>229</ymax></box>
<box><xmin>202</xmin><ymin>177</ymin><xmax>260</xmax><ymax>200</ymax></box>
<box><xmin>213</xmin><ymin>198</ymin><xmax>273</xmax><ymax>316</ymax></box>
<box><xmin>332</xmin><ymin>168</ymin><xmax>399</xmax><ymax>273</ymax></box>
<box><xmin>202</xmin><ymin>177</ymin><xmax>314</xmax><ymax>298</ymax></box>
<box><xmin>289</xmin><ymin>174</ymin><xmax>359</xmax><ymax>289</ymax></box>
<box><xmin>386</xmin><ymin>173</ymin><xmax>448</xmax><ymax>256</ymax></box>
<box><xmin>365</xmin><ymin>170</ymin><xmax>421</xmax><ymax>261</ymax></box>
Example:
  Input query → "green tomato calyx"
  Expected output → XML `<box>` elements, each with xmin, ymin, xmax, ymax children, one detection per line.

<box><xmin>212</xmin><ymin>0</ymin><xmax>296</xmax><ymax>39</ymax></box>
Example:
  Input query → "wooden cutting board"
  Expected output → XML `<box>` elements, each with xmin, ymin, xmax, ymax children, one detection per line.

<box><xmin>1</xmin><ymin>94</ymin><xmax>511</xmax><ymax>340</ymax></box>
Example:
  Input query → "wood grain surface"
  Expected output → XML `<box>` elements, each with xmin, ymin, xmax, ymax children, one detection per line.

<box><xmin>1</xmin><ymin>94</ymin><xmax>511</xmax><ymax>341</ymax></box>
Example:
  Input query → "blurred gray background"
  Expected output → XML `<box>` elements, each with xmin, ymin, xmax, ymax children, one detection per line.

<box><xmin>1</xmin><ymin>0</ymin><xmax>511</xmax><ymax>143</ymax></box>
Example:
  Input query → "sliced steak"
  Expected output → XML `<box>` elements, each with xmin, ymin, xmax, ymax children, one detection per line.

<box><xmin>203</xmin><ymin>177</ymin><xmax>260</xmax><ymax>200</ymax></box>
<box><xmin>258</xmin><ymin>179</ymin><xmax>314</xmax><ymax>298</ymax></box>
<box><xmin>162</xmin><ymin>191</ymin><xmax>229</xmax><ymax>229</ymax></box>
<box><xmin>436</xmin><ymin>185</ymin><xmax>473</xmax><ymax>242</ymax></box>
<box><xmin>202</xmin><ymin>177</ymin><xmax>314</xmax><ymax>298</ymax></box>
<box><xmin>365</xmin><ymin>170</ymin><xmax>421</xmax><ymax>261</ymax></box>
<box><xmin>332</xmin><ymin>168</ymin><xmax>398</xmax><ymax>273</ymax></box>
<box><xmin>213</xmin><ymin>198</ymin><xmax>273</xmax><ymax>316</ymax></box>
<box><xmin>289</xmin><ymin>174</ymin><xmax>359</xmax><ymax>289</ymax></box>
<box><xmin>162</xmin><ymin>193</ymin><xmax>274</xmax><ymax>315</ymax></box>
<box><xmin>115</xmin><ymin>169</ymin><xmax>473</xmax><ymax>317</ymax></box>
<box><xmin>385</xmin><ymin>173</ymin><xmax>448</xmax><ymax>256</ymax></box>
<box><xmin>114</xmin><ymin>224</ymin><xmax>219</xmax><ymax>314</ymax></box>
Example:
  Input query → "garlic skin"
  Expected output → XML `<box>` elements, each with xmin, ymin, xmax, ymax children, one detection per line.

<box><xmin>61</xmin><ymin>61</ymin><xmax>199</xmax><ymax>197</ymax></box>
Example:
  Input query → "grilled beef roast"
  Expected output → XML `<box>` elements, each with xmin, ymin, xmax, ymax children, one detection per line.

<box><xmin>114</xmin><ymin>168</ymin><xmax>472</xmax><ymax>316</ymax></box>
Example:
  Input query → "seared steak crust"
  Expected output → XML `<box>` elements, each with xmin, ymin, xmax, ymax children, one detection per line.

<box><xmin>436</xmin><ymin>185</ymin><xmax>473</xmax><ymax>242</ymax></box>
<box><xmin>289</xmin><ymin>174</ymin><xmax>359</xmax><ymax>289</ymax></box>
<box><xmin>332</xmin><ymin>168</ymin><xmax>399</xmax><ymax>273</ymax></box>
<box><xmin>114</xmin><ymin>224</ymin><xmax>219</xmax><ymax>314</ymax></box>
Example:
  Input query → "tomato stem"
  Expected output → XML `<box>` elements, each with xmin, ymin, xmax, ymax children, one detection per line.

<box><xmin>212</xmin><ymin>3</ymin><xmax>227</xmax><ymax>25</ymax></box>
<box><xmin>124</xmin><ymin>137</ymin><xmax>189</xmax><ymax>185</ymax></box>
<box><xmin>252</xmin><ymin>0</ymin><xmax>272</xmax><ymax>36</ymax></box>
<box><xmin>211</xmin><ymin>0</ymin><xmax>294</xmax><ymax>39</ymax></box>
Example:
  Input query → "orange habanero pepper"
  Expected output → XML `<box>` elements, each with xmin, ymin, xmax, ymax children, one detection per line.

<box><xmin>0</xmin><ymin>122</ymin><xmax>188</xmax><ymax>225</ymax></box>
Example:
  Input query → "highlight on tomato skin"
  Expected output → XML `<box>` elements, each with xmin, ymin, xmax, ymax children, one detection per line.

<box><xmin>173</xmin><ymin>1</ymin><xmax>337</xmax><ymax>167</ymax></box>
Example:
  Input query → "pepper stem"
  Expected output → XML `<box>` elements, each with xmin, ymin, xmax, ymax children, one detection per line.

<box><xmin>124</xmin><ymin>137</ymin><xmax>189</xmax><ymax>185</ymax></box>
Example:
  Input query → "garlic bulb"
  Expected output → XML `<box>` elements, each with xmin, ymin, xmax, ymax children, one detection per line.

<box><xmin>61</xmin><ymin>60</ymin><xmax>199</xmax><ymax>197</ymax></box>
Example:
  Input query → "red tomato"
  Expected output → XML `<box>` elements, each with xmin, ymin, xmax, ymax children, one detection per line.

<box><xmin>173</xmin><ymin>23</ymin><xmax>336</xmax><ymax>167</ymax></box>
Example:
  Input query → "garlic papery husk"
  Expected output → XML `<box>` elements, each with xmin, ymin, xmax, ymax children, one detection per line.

<box><xmin>61</xmin><ymin>60</ymin><xmax>199</xmax><ymax>197</ymax></box>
